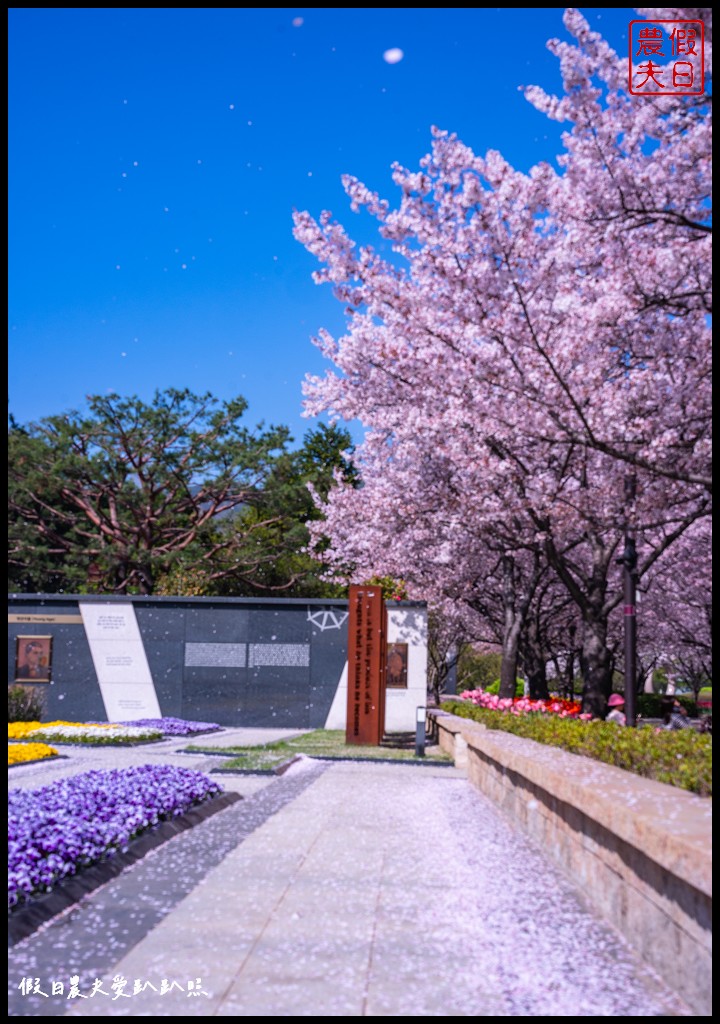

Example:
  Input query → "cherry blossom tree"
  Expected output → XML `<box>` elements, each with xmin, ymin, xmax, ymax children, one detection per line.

<box><xmin>522</xmin><ymin>7</ymin><xmax>711</xmax><ymax>490</ymax></box>
<box><xmin>295</xmin><ymin>8</ymin><xmax>711</xmax><ymax>716</ymax></box>
<box><xmin>636</xmin><ymin>517</ymin><xmax>712</xmax><ymax>696</ymax></box>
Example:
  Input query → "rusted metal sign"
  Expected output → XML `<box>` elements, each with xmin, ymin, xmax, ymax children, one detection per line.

<box><xmin>346</xmin><ymin>584</ymin><xmax>387</xmax><ymax>745</ymax></box>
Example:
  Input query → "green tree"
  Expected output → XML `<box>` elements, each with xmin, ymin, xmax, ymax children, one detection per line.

<box><xmin>8</xmin><ymin>390</ymin><xmax>290</xmax><ymax>594</ymax></box>
<box><xmin>457</xmin><ymin>648</ymin><xmax>504</xmax><ymax>692</ymax></box>
<box><xmin>9</xmin><ymin>416</ymin><xmax>82</xmax><ymax>593</ymax></box>
<box><xmin>295</xmin><ymin>421</ymin><xmax>359</xmax><ymax>499</ymax></box>
<box><xmin>201</xmin><ymin>422</ymin><xmax>358</xmax><ymax>598</ymax></box>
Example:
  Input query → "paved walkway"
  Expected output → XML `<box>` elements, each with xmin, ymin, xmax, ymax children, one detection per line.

<box><xmin>8</xmin><ymin>731</ymin><xmax>693</xmax><ymax>1017</ymax></box>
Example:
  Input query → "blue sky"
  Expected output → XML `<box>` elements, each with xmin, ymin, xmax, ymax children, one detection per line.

<box><xmin>8</xmin><ymin>7</ymin><xmax>637</xmax><ymax>448</ymax></box>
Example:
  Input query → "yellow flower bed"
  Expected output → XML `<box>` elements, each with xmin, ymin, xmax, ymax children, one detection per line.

<box><xmin>8</xmin><ymin>742</ymin><xmax>59</xmax><ymax>765</ymax></box>
<box><xmin>8</xmin><ymin>721</ymin><xmax>118</xmax><ymax>740</ymax></box>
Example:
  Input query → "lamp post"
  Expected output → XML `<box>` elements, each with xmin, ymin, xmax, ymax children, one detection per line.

<box><xmin>616</xmin><ymin>474</ymin><xmax>638</xmax><ymax>727</ymax></box>
<box><xmin>415</xmin><ymin>706</ymin><xmax>426</xmax><ymax>757</ymax></box>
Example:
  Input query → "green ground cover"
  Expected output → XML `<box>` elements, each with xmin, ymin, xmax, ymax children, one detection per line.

<box><xmin>185</xmin><ymin>729</ymin><xmax>452</xmax><ymax>772</ymax></box>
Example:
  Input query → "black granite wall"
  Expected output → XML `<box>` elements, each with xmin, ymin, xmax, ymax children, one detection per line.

<box><xmin>8</xmin><ymin>595</ymin><xmax>353</xmax><ymax>729</ymax></box>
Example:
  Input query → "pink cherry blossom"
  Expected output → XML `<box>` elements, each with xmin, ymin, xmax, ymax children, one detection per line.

<box><xmin>294</xmin><ymin>9</ymin><xmax>711</xmax><ymax>719</ymax></box>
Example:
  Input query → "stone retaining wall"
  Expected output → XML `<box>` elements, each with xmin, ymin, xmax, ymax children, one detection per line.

<box><xmin>429</xmin><ymin>710</ymin><xmax>712</xmax><ymax>1017</ymax></box>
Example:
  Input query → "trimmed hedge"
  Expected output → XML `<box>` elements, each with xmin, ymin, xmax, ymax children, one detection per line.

<box><xmin>636</xmin><ymin>693</ymin><xmax>699</xmax><ymax>718</ymax></box>
<box><xmin>440</xmin><ymin>700</ymin><xmax>712</xmax><ymax>797</ymax></box>
<box><xmin>482</xmin><ymin>680</ymin><xmax>526</xmax><ymax>698</ymax></box>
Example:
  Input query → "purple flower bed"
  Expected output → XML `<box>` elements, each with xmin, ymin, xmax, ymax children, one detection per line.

<box><xmin>117</xmin><ymin>717</ymin><xmax>223</xmax><ymax>736</ymax></box>
<box><xmin>8</xmin><ymin>765</ymin><xmax>223</xmax><ymax>909</ymax></box>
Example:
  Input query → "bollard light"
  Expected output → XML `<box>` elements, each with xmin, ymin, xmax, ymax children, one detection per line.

<box><xmin>415</xmin><ymin>706</ymin><xmax>426</xmax><ymax>758</ymax></box>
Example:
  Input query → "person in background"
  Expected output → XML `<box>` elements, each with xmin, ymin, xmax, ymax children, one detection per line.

<box><xmin>606</xmin><ymin>693</ymin><xmax>626</xmax><ymax>725</ymax></box>
<box><xmin>660</xmin><ymin>695</ymin><xmax>693</xmax><ymax>730</ymax></box>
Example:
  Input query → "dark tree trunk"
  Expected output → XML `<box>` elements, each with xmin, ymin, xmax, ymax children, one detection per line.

<box><xmin>580</xmin><ymin>614</ymin><xmax>613</xmax><ymax>718</ymax></box>
<box><xmin>564</xmin><ymin>645</ymin><xmax>575</xmax><ymax>700</ymax></box>
<box><xmin>498</xmin><ymin>554</ymin><xmax>540</xmax><ymax>700</ymax></box>
<box><xmin>544</xmin><ymin>533</ymin><xmax>615</xmax><ymax>718</ymax></box>
<box><xmin>114</xmin><ymin>562</ymin><xmax>129</xmax><ymax>595</ymax></box>
<box><xmin>499</xmin><ymin>556</ymin><xmax>521</xmax><ymax>699</ymax></box>
<box><xmin>137</xmin><ymin>566</ymin><xmax>154</xmax><ymax>595</ymax></box>
<box><xmin>523</xmin><ymin>617</ymin><xmax>549</xmax><ymax>700</ymax></box>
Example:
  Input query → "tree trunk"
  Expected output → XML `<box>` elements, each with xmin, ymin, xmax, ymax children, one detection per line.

<box><xmin>137</xmin><ymin>567</ymin><xmax>154</xmax><ymax>595</ymax></box>
<box><xmin>580</xmin><ymin>615</ymin><xmax>613</xmax><ymax>718</ymax></box>
<box><xmin>564</xmin><ymin>647</ymin><xmax>575</xmax><ymax>700</ymax></box>
<box><xmin>544</xmin><ymin>533</ymin><xmax>615</xmax><ymax>717</ymax></box>
<box><xmin>114</xmin><ymin>561</ymin><xmax>129</xmax><ymax>595</ymax></box>
<box><xmin>523</xmin><ymin>617</ymin><xmax>549</xmax><ymax>700</ymax></box>
<box><xmin>500</xmin><ymin>624</ymin><xmax>522</xmax><ymax>699</ymax></box>
<box><xmin>498</xmin><ymin>554</ymin><xmax>540</xmax><ymax>699</ymax></box>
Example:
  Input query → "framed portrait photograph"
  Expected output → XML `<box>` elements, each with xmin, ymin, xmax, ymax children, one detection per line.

<box><xmin>15</xmin><ymin>635</ymin><xmax>53</xmax><ymax>682</ymax></box>
<box><xmin>386</xmin><ymin>642</ymin><xmax>408</xmax><ymax>689</ymax></box>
